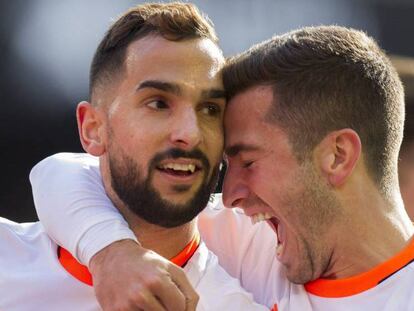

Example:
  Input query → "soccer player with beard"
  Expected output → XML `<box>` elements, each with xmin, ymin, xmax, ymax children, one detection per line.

<box><xmin>0</xmin><ymin>3</ymin><xmax>267</xmax><ymax>311</ymax></box>
<box><xmin>30</xmin><ymin>26</ymin><xmax>414</xmax><ymax>310</ymax></box>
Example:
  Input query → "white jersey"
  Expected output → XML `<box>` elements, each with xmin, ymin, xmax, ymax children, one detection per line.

<box><xmin>0</xmin><ymin>217</ymin><xmax>267</xmax><ymax>311</ymax></box>
<box><xmin>30</xmin><ymin>153</ymin><xmax>414</xmax><ymax>310</ymax></box>
<box><xmin>187</xmin><ymin>191</ymin><xmax>414</xmax><ymax>311</ymax></box>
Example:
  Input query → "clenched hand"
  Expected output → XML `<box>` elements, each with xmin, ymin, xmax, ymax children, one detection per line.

<box><xmin>89</xmin><ymin>239</ymin><xmax>199</xmax><ymax>311</ymax></box>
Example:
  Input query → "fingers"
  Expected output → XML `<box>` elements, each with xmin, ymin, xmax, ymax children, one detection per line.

<box><xmin>167</xmin><ymin>264</ymin><xmax>199</xmax><ymax>311</ymax></box>
<box><xmin>152</xmin><ymin>275</ymin><xmax>186</xmax><ymax>311</ymax></box>
<box><xmin>101</xmin><ymin>286</ymin><xmax>166</xmax><ymax>311</ymax></box>
<box><xmin>89</xmin><ymin>240</ymin><xmax>198</xmax><ymax>311</ymax></box>
<box><xmin>128</xmin><ymin>289</ymin><xmax>165</xmax><ymax>311</ymax></box>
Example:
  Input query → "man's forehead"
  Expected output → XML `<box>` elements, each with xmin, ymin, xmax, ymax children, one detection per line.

<box><xmin>225</xmin><ymin>85</ymin><xmax>274</xmax><ymax>117</ymax></box>
<box><xmin>224</xmin><ymin>143</ymin><xmax>262</xmax><ymax>157</ymax></box>
<box><xmin>122</xmin><ymin>35</ymin><xmax>224</xmax><ymax>90</ymax></box>
<box><xmin>125</xmin><ymin>35</ymin><xmax>223</xmax><ymax>67</ymax></box>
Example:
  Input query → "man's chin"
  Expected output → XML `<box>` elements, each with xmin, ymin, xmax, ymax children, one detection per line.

<box><xmin>154</xmin><ymin>178</ymin><xmax>203</xmax><ymax>199</ymax></box>
<box><xmin>171</xmin><ymin>183</ymin><xmax>194</xmax><ymax>193</ymax></box>
<box><xmin>159</xmin><ymin>189</ymin><xmax>199</xmax><ymax>206</ymax></box>
<box><xmin>284</xmin><ymin>263</ymin><xmax>315</xmax><ymax>285</ymax></box>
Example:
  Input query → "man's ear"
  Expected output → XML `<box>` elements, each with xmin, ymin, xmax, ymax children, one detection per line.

<box><xmin>315</xmin><ymin>129</ymin><xmax>361</xmax><ymax>187</ymax></box>
<box><xmin>76</xmin><ymin>101</ymin><xmax>106</xmax><ymax>156</ymax></box>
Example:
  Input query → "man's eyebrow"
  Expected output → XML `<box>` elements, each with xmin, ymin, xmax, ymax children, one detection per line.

<box><xmin>136</xmin><ymin>81</ymin><xmax>225</xmax><ymax>100</ymax></box>
<box><xmin>225</xmin><ymin>143</ymin><xmax>260</xmax><ymax>157</ymax></box>
<box><xmin>136</xmin><ymin>80</ymin><xmax>181</xmax><ymax>95</ymax></box>
<box><xmin>201</xmin><ymin>89</ymin><xmax>226</xmax><ymax>100</ymax></box>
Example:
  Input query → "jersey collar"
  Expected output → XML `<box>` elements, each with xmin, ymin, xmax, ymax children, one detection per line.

<box><xmin>305</xmin><ymin>237</ymin><xmax>414</xmax><ymax>297</ymax></box>
<box><xmin>58</xmin><ymin>231</ymin><xmax>201</xmax><ymax>286</ymax></box>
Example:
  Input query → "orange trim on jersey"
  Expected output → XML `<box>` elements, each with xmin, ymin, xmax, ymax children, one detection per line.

<box><xmin>305</xmin><ymin>238</ymin><xmax>414</xmax><ymax>298</ymax></box>
<box><xmin>58</xmin><ymin>247</ymin><xmax>93</xmax><ymax>285</ymax></box>
<box><xmin>271</xmin><ymin>304</ymin><xmax>278</xmax><ymax>311</ymax></box>
<box><xmin>58</xmin><ymin>231</ymin><xmax>201</xmax><ymax>286</ymax></box>
<box><xmin>169</xmin><ymin>231</ymin><xmax>201</xmax><ymax>267</ymax></box>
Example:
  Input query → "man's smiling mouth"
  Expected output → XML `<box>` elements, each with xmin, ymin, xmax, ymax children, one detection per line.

<box><xmin>250</xmin><ymin>213</ymin><xmax>285</xmax><ymax>258</ymax></box>
<box><xmin>156</xmin><ymin>160</ymin><xmax>202</xmax><ymax>177</ymax></box>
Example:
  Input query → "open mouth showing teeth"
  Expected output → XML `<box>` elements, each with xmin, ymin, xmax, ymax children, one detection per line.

<box><xmin>250</xmin><ymin>213</ymin><xmax>282</xmax><ymax>245</ymax></box>
<box><xmin>156</xmin><ymin>163</ymin><xmax>200</xmax><ymax>176</ymax></box>
<box><xmin>250</xmin><ymin>212</ymin><xmax>284</xmax><ymax>257</ymax></box>
<box><xmin>268</xmin><ymin>217</ymin><xmax>279</xmax><ymax>233</ymax></box>
<box><xmin>250</xmin><ymin>212</ymin><xmax>278</xmax><ymax>228</ymax></box>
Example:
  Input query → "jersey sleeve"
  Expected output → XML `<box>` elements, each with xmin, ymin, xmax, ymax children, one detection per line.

<box><xmin>29</xmin><ymin>152</ymin><xmax>137</xmax><ymax>266</ymax></box>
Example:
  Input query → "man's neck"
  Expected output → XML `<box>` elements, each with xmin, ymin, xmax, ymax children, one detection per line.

<box><xmin>125</xmin><ymin>212</ymin><xmax>198</xmax><ymax>260</ymax></box>
<box><xmin>322</xmin><ymin>181</ymin><xmax>414</xmax><ymax>279</ymax></box>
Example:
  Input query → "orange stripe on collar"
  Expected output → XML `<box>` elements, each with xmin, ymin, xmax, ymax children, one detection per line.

<box><xmin>305</xmin><ymin>237</ymin><xmax>414</xmax><ymax>298</ymax></box>
<box><xmin>58</xmin><ymin>232</ymin><xmax>201</xmax><ymax>286</ymax></box>
<box><xmin>170</xmin><ymin>231</ymin><xmax>201</xmax><ymax>267</ymax></box>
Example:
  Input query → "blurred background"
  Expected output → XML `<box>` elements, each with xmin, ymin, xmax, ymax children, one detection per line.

<box><xmin>1</xmin><ymin>0</ymin><xmax>413</xmax><ymax>222</ymax></box>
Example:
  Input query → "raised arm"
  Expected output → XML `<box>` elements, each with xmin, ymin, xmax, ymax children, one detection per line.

<box><xmin>30</xmin><ymin>152</ymin><xmax>198</xmax><ymax>311</ymax></box>
<box><xmin>30</xmin><ymin>153</ymin><xmax>136</xmax><ymax>264</ymax></box>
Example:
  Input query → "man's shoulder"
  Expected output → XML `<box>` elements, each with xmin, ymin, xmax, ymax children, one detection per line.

<box><xmin>0</xmin><ymin>217</ymin><xmax>54</xmax><ymax>258</ymax></box>
<box><xmin>186</xmin><ymin>242</ymin><xmax>267</xmax><ymax>310</ymax></box>
<box><xmin>30</xmin><ymin>152</ymin><xmax>100</xmax><ymax>184</ymax></box>
<box><xmin>0</xmin><ymin>217</ymin><xmax>98</xmax><ymax>311</ymax></box>
<box><xmin>45</xmin><ymin>152</ymin><xmax>98</xmax><ymax>164</ymax></box>
<box><xmin>0</xmin><ymin>217</ymin><xmax>45</xmax><ymax>238</ymax></box>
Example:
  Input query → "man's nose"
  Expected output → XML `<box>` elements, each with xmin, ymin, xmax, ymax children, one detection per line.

<box><xmin>169</xmin><ymin>107</ymin><xmax>202</xmax><ymax>150</ymax></box>
<box><xmin>222</xmin><ymin>165</ymin><xmax>250</xmax><ymax>208</ymax></box>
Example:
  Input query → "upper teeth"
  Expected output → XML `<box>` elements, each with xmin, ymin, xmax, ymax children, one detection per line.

<box><xmin>161</xmin><ymin>163</ymin><xmax>196</xmax><ymax>173</ymax></box>
<box><xmin>250</xmin><ymin>212</ymin><xmax>272</xmax><ymax>225</ymax></box>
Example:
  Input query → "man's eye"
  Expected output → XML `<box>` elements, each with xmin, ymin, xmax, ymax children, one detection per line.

<box><xmin>242</xmin><ymin>161</ymin><xmax>254</xmax><ymax>168</ymax></box>
<box><xmin>201</xmin><ymin>103</ymin><xmax>222</xmax><ymax>116</ymax></box>
<box><xmin>147</xmin><ymin>100</ymin><xmax>168</xmax><ymax>110</ymax></box>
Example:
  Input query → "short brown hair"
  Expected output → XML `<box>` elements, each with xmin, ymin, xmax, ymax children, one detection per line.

<box><xmin>223</xmin><ymin>26</ymin><xmax>404</xmax><ymax>194</ymax></box>
<box><xmin>90</xmin><ymin>2</ymin><xmax>217</xmax><ymax>100</ymax></box>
